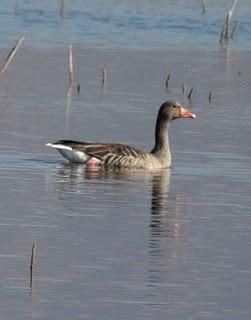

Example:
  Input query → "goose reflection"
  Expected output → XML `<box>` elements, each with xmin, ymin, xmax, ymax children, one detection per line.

<box><xmin>45</xmin><ymin>163</ymin><xmax>189</xmax><ymax>292</ymax></box>
<box><xmin>45</xmin><ymin>164</ymin><xmax>186</xmax><ymax>241</ymax></box>
<box><xmin>150</xmin><ymin>171</ymin><xmax>186</xmax><ymax>238</ymax></box>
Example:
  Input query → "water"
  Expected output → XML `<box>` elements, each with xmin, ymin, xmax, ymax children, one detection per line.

<box><xmin>0</xmin><ymin>45</ymin><xmax>250</xmax><ymax>319</ymax></box>
<box><xmin>0</xmin><ymin>0</ymin><xmax>250</xmax><ymax>49</ymax></box>
<box><xmin>0</xmin><ymin>1</ymin><xmax>251</xmax><ymax>319</ymax></box>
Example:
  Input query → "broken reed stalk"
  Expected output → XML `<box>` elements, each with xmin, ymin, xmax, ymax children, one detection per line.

<box><xmin>230</xmin><ymin>21</ymin><xmax>238</xmax><ymax>39</ymax></box>
<box><xmin>220</xmin><ymin>15</ymin><xmax>229</xmax><ymax>43</ymax></box>
<box><xmin>201</xmin><ymin>0</ymin><xmax>207</xmax><ymax>15</ymax></box>
<box><xmin>14</xmin><ymin>1</ymin><xmax>19</xmax><ymax>15</ymax></box>
<box><xmin>165</xmin><ymin>74</ymin><xmax>171</xmax><ymax>89</ymax></box>
<box><xmin>59</xmin><ymin>0</ymin><xmax>65</xmax><ymax>17</ymax></box>
<box><xmin>228</xmin><ymin>0</ymin><xmax>239</xmax><ymax>20</ymax></box>
<box><xmin>65</xmin><ymin>93</ymin><xmax>72</xmax><ymax>134</ymax></box>
<box><xmin>0</xmin><ymin>36</ymin><xmax>24</xmax><ymax>78</ymax></box>
<box><xmin>220</xmin><ymin>0</ymin><xmax>239</xmax><ymax>43</ymax></box>
<box><xmin>187</xmin><ymin>87</ymin><xmax>194</xmax><ymax>100</ymax></box>
<box><xmin>208</xmin><ymin>89</ymin><xmax>212</xmax><ymax>102</ymax></box>
<box><xmin>68</xmin><ymin>45</ymin><xmax>73</xmax><ymax>86</ymax></box>
<box><xmin>101</xmin><ymin>68</ymin><xmax>108</xmax><ymax>89</ymax></box>
<box><xmin>182</xmin><ymin>83</ymin><xmax>187</xmax><ymax>95</ymax></box>
<box><xmin>29</xmin><ymin>244</ymin><xmax>36</xmax><ymax>289</ymax></box>
<box><xmin>67</xmin><ymin>44</ymin><xmax>74</xmax><ymax>97</ymax></box>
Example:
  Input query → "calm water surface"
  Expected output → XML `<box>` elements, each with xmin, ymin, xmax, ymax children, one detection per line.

<box><xmin>0</xmin><ymin>0</ymin><xmax>251</xmax><ymax>49</ymax></box>
<box><xmin>0</xmin><ymin>46</ymin><xmax>250</xmax><ymax>319</ymax></box>
<box><xmin>0</xmin><ymin>1</ymin><xmax>250</xmax><ymax>319</ymax></box>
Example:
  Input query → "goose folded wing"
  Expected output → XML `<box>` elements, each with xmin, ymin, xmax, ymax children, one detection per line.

<box><xmin>82</xmin><ymin>143</ymin><xmax>146</xmax><ymax>160</ymax></box>
<box><xmin>55</xmin><ymin>140</ymin><xmax>145</xmax><ymax>160</ymax></box>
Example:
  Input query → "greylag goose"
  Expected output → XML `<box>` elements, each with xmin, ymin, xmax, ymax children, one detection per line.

<box><xmin>46</xmin><ymin>100</ymin><xmax>196</xmax><ymax>169</ymax></box>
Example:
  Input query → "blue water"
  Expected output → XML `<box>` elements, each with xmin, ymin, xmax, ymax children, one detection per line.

<box><xmin>0</xmin><ymin>0</ymin><xmax>250</xmax><ymax>49</ymax></box>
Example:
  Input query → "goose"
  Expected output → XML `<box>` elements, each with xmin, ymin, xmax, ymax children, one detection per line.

<box><xmin>46</xmin><ymin>100</ymin><xmax>196</xmax><ymax>169</ymax></box>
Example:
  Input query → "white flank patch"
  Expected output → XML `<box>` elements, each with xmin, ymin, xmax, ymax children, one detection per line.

<box><xmin>46</xmin><ymin>143</ymin><xmax>73</xmax><ymax>151</ymax></box>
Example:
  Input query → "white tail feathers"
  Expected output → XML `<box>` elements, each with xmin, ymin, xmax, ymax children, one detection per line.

<box><xmin>46</xmin><ymin>143</ymin><xmax>73</xmax><ymax>151</ymax></box>
<box><xmin>46</xmin><ymin>142</ymin><xmax>91</xmax><ymax>163</ymax></box>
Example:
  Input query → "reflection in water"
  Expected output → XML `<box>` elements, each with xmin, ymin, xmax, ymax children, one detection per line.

<box><xmin>45</xmin><ymin>164</ymin><xmax>187</xmax><ymax>240</ymax></box>
<box><xmin>148</xmin><ymin>171</ymin><xmax>189</xmax><ymax>288</ymax></box>
<box><xmin>45</xmin><ymin>163</ymin><xmax>189</xmax><ymax>290</ymax></box>
<box><xmin>150</xmin><ymin>171</ymin><xmax>186</xmax><ymax>239</ymax></box>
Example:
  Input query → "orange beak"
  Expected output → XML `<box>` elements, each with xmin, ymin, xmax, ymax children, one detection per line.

<box><xmin>180</xmin><ymin>106</ymin><xmax>196</xmax><ymax>119</ymax></box>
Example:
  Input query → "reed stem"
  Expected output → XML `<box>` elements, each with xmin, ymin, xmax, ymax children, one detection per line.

<box><xmin>187</xmin><ymin>87</ymin><xmax>194</xmax><ymax>100</ymax></box>
<box><xmin>59</xmin><ymin>0</ymin><xmax>65</xmax><ymax>17</ymax></box>
<box><xmin>165</xmin><ymin>74</ymin><xmax>171</xmax><ymax>89</ymax></box>
<box><xmin>220</xmin><ymin>0</ymin><xmax>239</xmax><ymax>43</ymax></box>
<box><xmin>0</xmin><ymin>36</ymin><xmax>24</xmax><ymax>78</ymax></box>
<box><xmin>67</xmin><ymin>44</ymin><xmax>74</xmax><ymax>96</ymax></box>
<box><xmin>14</xmin><ymin>1</ymin><xmax>19</xmax><ymax>15</ymax></box>
<box><xmin>208</xmin><ymin>89</ymin><xmax>212</xmax><ymax>102</ymax></box>
<box><xmin>101</xmin><ymin>68</ymin><xmax>108</xmax><ymax>89</ymax></box>
<box><xmin>29</xmin><ymin>244</ymin><xmax>36</xmax><ymax>289</ymax></box>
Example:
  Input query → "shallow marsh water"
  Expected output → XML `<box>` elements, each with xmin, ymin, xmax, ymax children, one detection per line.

<box><xmin>0</xmin><ymin>0</ymin><xmax>251</xmax><ymax>49</ymax></box>
<box><xmin>0</xmin><ymin>45</ymin><xmax>250</xmax><ymax>320</ymax></box>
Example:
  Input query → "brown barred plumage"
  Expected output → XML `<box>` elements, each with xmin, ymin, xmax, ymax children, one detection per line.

<box><xmin>46</xmin><ymin>100</ymin><xmax>196</xmax><ymax>169</ymax></box>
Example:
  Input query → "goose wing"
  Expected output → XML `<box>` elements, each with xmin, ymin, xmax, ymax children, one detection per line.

<box><xmin>54</xmin><ymin>139</ymin><xmax>147</xmax><ymax>165</ymax></box>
